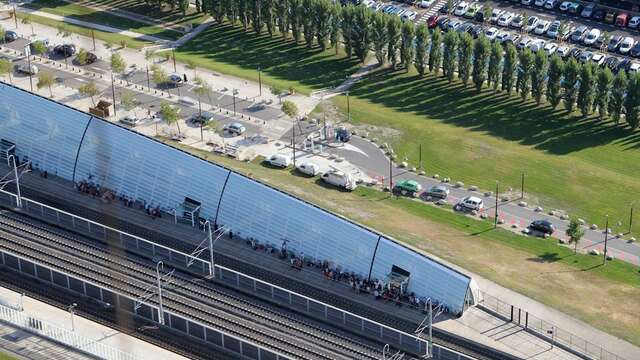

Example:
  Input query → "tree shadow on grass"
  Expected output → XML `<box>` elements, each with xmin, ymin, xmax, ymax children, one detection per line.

<box><xmin>527</xmin><ymin>252</ymin><xmax>563</xmax><ymax>263</ymax></box>
<box><xmin>350</xmin><ymin>68</ymin><xmax>640</xmax><ymax>155</ymax></box>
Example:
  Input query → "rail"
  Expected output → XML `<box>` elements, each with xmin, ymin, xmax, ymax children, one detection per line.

<box><xmin>0</xmin><ymin>303</ymin><xmax>140</xmax><ymax>360</ymax></box>
<box><xmin>478</xmin><ymin>291</ymin><xmax>626</xmax><ymax>360</ymax></box>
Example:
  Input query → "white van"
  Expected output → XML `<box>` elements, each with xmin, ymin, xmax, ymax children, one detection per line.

<box><xmin>321</xmin><ymin>170</ymin><xmax>357</xmax><ymax>191</ymax></box>
<box><xmin>296</xmin><ymin>161</ymin><xmax>320</xmax><ymax>176</ymax></box>
<box><xmin>266</xmin><ymin>154</ymin><xmax>292</xmax><ymax>168</ymax></box>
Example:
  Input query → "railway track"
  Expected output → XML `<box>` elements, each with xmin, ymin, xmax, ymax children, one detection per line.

<box><xmin>0</xmin><ymin>210</ymin><xmax>386</xmax><ymax>360</ymax></box>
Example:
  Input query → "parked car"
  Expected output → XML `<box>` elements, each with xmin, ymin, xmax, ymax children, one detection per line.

<box><xmin>502</xmin><ymin>33</ymin><xmax>521</xmax><ymax>47</ymax></box>
<box><xmin>224</xmin><ymin>122</ymin><xmax>246</xmax><ymax>135</ymax></box>
<box><xmin>570</xmin><ymin>47</ymin><xmax>583</xmax><ymax>60</ymax></box>
<box><xmin>583</xmin><ymin>28</ymin><xmax>601</xmax><ymax>46</ymax></box>
<box><xmin>619</xmin><ymin>37</ymin><xmax>635</xmax><ymax>55</ymax></box>
<box><xmin>608</xmin><ymin>35</ymin><xmax>623</xmax><ymax>52</ymax></box>
<box><xmin>167</xmin><ymin>73</ymin><xmax>184</xmax><ymax>87</ymax></box>
<box><xmin>457</xmin><ymin>196</ymin><xmax>484</xmax><ymax>211</ymax></box>
<box><xmin>570</xmin><ymin>25</ymin><xmax>588</xmax><ymax>43</ymax></box>
<box><xmin>4</xmin><ymin>31</ymin><xmax>18</xmax><ymax>43</ymax></box>
<box><xmin>495</xmin><ymin>31</ymin><xmax>511</xmax><ymax>43</ymax></box>
<box><xmin>617</xmin><ymin>57</ymin><xmax>632</xmax><ymax>73</ymax></box>
<box><xmin>335</xmin><ymin>127</ymin><xmax>351</xmax><ymax>142</ymax></box>
<box><xmin>427</xmin><ymin>15</ymin><xmax>440</xmax><ymax>28</ymax></box>
<box><xmin>420</xmin><ymin>0</ymin><xmax>434</xmax><ymax>8</ymax></box>
<box><xmin>485</xmin><ymin>27</ymin><xmax>500</xmax><ymax>41</ymax></box>
<box><xmin>498</xmin><ymin>12</ymin><xmax>515</xmax><ymax>27</ymax></box>
<box><xmin>578</xmin><ymin>51</ymin><xmax>593</xmax><ymax>63</ymax></box>
<box><xmin>437</xmin><ymin>17</ymin><xmax>451</xmax><ymax>31</ymax></box>
<box><xmin>558</xmin><ymin>1</ymin><xmax>572</xmax><ymax>12</ymax></box>
<box><xmin>469</xmin><ymin>24</ymin><xmax>483</xmax><ymax>38</ymax></box>
<box><xmin>629</xmin><ymin>63</ymin><xmax>640</xmax><ymax>73</ymax></box>
<box><xmin>534</xmin><ymin>0</ymin><xmax>545</xmax><ymax>7</ymax></box>
<box><xmin>557</xmin><ymin>45</ymin><xmax>571</xmax><ymax>59</ymax></box>
<box><xmin>490</xmin><ymin>9</ymin><xmax>504</xmax><ymax>24</ymax></box>
<box><xmin>534</xmin><ymin>20</ymin><xmax>550</xmax><ymax>35</ymax></box>
<box><xmin>580</xmin><ymin>3</ymin><xmax>595</xmax><ymax>18</ymax></box>
<box><xmin>592</xmin><ymin>9</ymin><xmax>605</xmax><ymax>22</ymax></box>
<box><xmin>528</xmin><ymin>220</ymin><xmax>555</xmax><ymax>235</ymax></box>
<box><xmin>266</xmin><ymin>154</ymin><xmax>292</xmax><ymax>168</ymax></box>
<box><xmin>629</xmin><ymin>16</ymin><xmax>640</xmax><ymax>29</ymax></box>
<box><xmin>120</xmin><ymin>115</ymin><xmax>142</xmax><ymax>127</ymax></box>
<box><xmin>605</xmin><ymin>56</ymin><xmax>620</xmax><ymax>71</ymax></box>
<box><xmin>463</xmin><ymin>3</ymin><xmax>480</xmax><ymax>19</ymax></box>
<box><xmin>448</xmin><ymin>19</ymin><xmax>464</xmax><ymax>31</ymax></box>
<box><xmin>605</xmin><ymin>10</ymin><xmax>616</xmax><ymax>24</ymax></box>
<box><xmin>392</xmin><ymin>180</ymin><xmax>422</xmax><ymax>197</ymax></box>
<box><xmin>53</xmin><ymin>44</ymin><xmax>76</xmax><ymax>57</ymax></box>
<box><xmin>616</xmin><ymin>13</ymin><xmax>630</xmax><ymax>27</ymax></box>
<box><xmin>591</xmin><ymin>53</ymin><xmax>605</xmax><ymax>66</ymax></box>
<box><xmin>528</xmin><ymin>39</ymin><xmax>546</xmax><ymax>52</ymax></box>
<box><xmin>474</xmin><ymin>9</ymin><xmax>485</xmax><ymax>23</ymax></box>
<box><xmin>543</xmin><ymin>42</ymin><xmax>558</xmax><ymax>55</ymax></box>
<box><xmin>567</xmin><ymin>2</ymin><xmax>582</xmax><ymax>15</ymax></box>
<box><xmin>401</xmin><ymin>11</ymin><xmax>417</xmax><ymax>22</ymax></box>
<box><xmin>521</xmin><ymin>0</ymin><xmax>533</xmax><ymax>5</ymax></box>
<box><xmin>523</xmin><ymin>16</ymin><xmax>540</xmax><ymax>33</ymax></box>
<box><xmin>321</xmin><ymin>170</ymin><xmax>357</xmax><ymax>191</ymax></box>
<box><xmin>453</xmin><ymin>1</ymin><xmax>469</xmax><ymax>16</ymax></box>
<box><xmin>296</xmin><ymin>161</ymin><xmax>320</xmax><ymax>176</ymax></box>
<box><xmin>630</xmin><ymin>42</ymin><xmax>640</xmax><ymax>58</ymax></box>
<box><xmin>421</xmin><ymin>185</ymin><xmax>450</xmax><ymax>200</ymax></box>
<box><xmin>457</xmin><ymin>22</ymin><xmax>474</xmax><ymax>34</ymax></box>
<box><xmin>544</xmin><ymin>0</ymin><xmax>559</xmax><ymax>10</ymax></box>
<box><xmin>14</xmin><ymin>64</ymin><xmax>38</xmax><ymax>75</ymax></box>
<box><xmin>188</xmin><ymin>112</ymin><xmax>215</xmax><ymax>125</ymax></box>
<box><xmin>510</xmin><ymin>14</ymin><xmax>524</xmax><ymax>29</ymax></box>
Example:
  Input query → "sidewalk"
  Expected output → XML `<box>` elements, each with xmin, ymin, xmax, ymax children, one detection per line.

<box><xmin>0</xmin><ymin>286</ymin><xmax>187</xmax><ymax>360</ymax></box>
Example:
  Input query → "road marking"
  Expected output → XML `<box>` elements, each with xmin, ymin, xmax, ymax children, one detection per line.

<box><xmin>74</xmin><ymin>78</ymin><xmax>86</xmax><ymax>82</ymax></box>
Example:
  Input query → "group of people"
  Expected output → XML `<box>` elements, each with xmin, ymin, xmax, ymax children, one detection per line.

<box><xmin>76</xmin><ymin>180</ymin><xmax>115</xmax><ymax>203</ymax></box>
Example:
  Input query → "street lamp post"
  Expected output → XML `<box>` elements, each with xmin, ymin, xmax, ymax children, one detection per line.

<box><xmin>258</xmin><ymin>67</ymin><xmax>262</xmax><ymax>97</ymax></box>
<box><xmin>156</xmin><ymin>261</ymin><xmax>165</xmax><ymax>325</ymax></box>
<box><xmin>232</xmin><ymin>89</ymin><xmax>237</xmax><ymax>116</ymax></box>
<box><xmin>91</xmin><ymin>30</ymin><xmax>96</xmax><ymax>51</ymax></box>
<box><xmin>494</xmin><ymin>181</ymin><xmax>499</xmax><ymax>228</ymax></box>
<box><xmin>68</xmin><ymin>303</ymin><xmax>78</xmax><ymax>332</ymax></box>
<box><xmin>521</xmin><ymin>172</ymin><xmax>525</xmax><ymax>199</ymax></box>
<box><xmin>110</xmin><ymin>72</ymin><xmax>117</xmax><ymax>119</ymax></box>
<box><xmin>603</xmin><ymin>215</ymin><xmax>609</xmax><ymax>265</ymax></box>
<box><xmin>13</xmin><ymin>5</ymin><xmax>17</xmax><ymax>29</ymax></box>
<box><xmin>26</xmin><ymin>55</ymin><xmax>33</xmax><ymax>92</ymax></box>
<box><xmin>346</xmin><ymin>91</ymin><xmax>351</xmax><ymax>122</ymax></box>
<box><xmin>146</xmin><ymin>65</ymin><xmax>151</xmax><ymax>91</ymax></box>
<box><xmin>9</xmin><ymin>155</ymin><xmax>22</xmax><ymax>208</ymax></box>
<box><xmin>172</xmin><ymin>49</ymin><xmax>177</xmax><ymax>73</ymax></box>
<box><xmin>629</xmin><ymin>205</ymin><xmax>634</xmax><ymax>234</ymax></box>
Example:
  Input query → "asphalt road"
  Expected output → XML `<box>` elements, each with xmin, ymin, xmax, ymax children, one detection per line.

<box><xmin>335</xmin><ymin>136</ymin><xmax>640</xmax><ymax>265</ymax></box>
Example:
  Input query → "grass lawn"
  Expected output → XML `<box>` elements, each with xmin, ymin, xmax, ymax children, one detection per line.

<box><xmin>327</xmin><ymin>68</ymin><xmax>640</xmax><ymax>235</ymax></box>
<box><xmin>24</xmin><ymin>0</ymin><xmax>183</xmax><ymax>40</ymax></box>
<box><xmin>0</xmin><ymin>353</ymin><xmax>17</xmax><ymax>360</ymax></box>
<box><xmin>159</xmin><ymin>137</ymin><xmax>640</xmax><ymax>347</ymax></box>
<box><xmin>88</xmin><ymin>0</ymin><xmax>208</xmax><ymax>27</ymax></box>
<box><xmin>17</xmin><ymin>13</ymin><xmax>151</xmax><ymax>49</ymax></box>
<box><xmin>175</xmin><ymin>23</ymin><xmax>362</xmax><ymax>95</ymax></box>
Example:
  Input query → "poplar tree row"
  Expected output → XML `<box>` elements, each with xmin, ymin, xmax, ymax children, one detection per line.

<box><xmin>201</xmin><ymin>0</ymin><xmax>640</xmax><ymax>127</ymax></box>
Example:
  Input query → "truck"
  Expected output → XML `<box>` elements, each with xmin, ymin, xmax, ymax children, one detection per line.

<box><xmin>321</xmin><ymin>170</ymin><xmax>357</xmax><ymax>191</ymax></box>
<box><xmin>392</xmin><ymin>180</ymin><xmax>422</xmax><ymax>197</ymax></box>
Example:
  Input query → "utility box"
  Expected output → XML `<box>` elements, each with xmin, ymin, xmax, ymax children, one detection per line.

<box><xmin>89</xmin><ymin>100</ymin><xmax>112</xmax><ymax>118</ymax></box>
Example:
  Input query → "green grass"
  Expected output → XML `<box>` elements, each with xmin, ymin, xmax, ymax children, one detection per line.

<box><xmin>17</xmin><ymin>12</ymin><xmax>151</xmax><ymax>49</ymax></box>
<box><xmin>328</xmin><ymin>68</ymin><xmax>640</xmax><ymax>235</ymax></box>
<box><xmin>175</xmin><ymin>23</ymin><xmax>362</xmax><ymax>95</ymax></box>
<box><xmin>0</xmin><ymin>353</ymin><xmax>17</xmax><ymax>360</ymax></box>
<box><xmin>24</xmin><ymin>0</ymin><xmax>183</xmax><ymax>40</ymax></box>
<box><xmin>87</xmin><ymin>0</ymin><xmax>208</xmax><ymax>27</ymax></box>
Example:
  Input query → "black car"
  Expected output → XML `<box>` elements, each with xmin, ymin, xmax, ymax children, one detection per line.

<box><xmin>608</xmin><ymin>35</ymin><xmax>623</xmax><ymax>52</ymax></box>
<box><xmin>83</xmin><ymin>52</ymin><xmax>98</xmax><ymax>65</ymax></box>
<box><xmin>457</xmin><ymin>22</ymin><xmax>473</xmax><ymax>34</ymax></box>
<box><xmin>592</xmin><ymin>9</ymin><xmax>605</xmax><ymax>21</ymax></box>
<box><xmin>439</xmin><ymin>3</ymin><xmax>451</xmax><ymax>14</ymax></box>
<box><xmin>54</xmin><ymin>44</ymin><xmax>77</xmax><ymax>57</ymax></box>
<box><xmin>605</xmin><ymin>56</ymin><xmax>620</xmax><ymax>71</ymax></box>
<box><xmin>470</xmin><ymin>25</ymin><xmax>483</xmax><ymax>39</ymax></box>
<box><xmin>570</xmin><ymin>47</ymin><xmax>582</xmax><ymax>59</ymax></box>
<box><xmin>4</xmin><ymin>31</ymin><xmax>18</xmax><ymax>43</ymax></box>
<box><xmin>474</xmin><ymin>10</ymin><xmax>485</xmax><ymax>23</ymax></box>
<box><xmin>529</xmin><ymin>220</ymin><xmax>555</xmax><ymax>235</ymax></box>
<box><xmin>437</xmin><ymin>17</ymin><xmax>450</xmax><ymax>31</ymax></box>
<box><xmin>631</xmin><ymin>43</ymin><xmax>640</xmax><ymax>58</ymax></box>
<box><xmin>617</xmin><ymin>57</ymin><xmax>632</xmax><ymax>73</ymax></box>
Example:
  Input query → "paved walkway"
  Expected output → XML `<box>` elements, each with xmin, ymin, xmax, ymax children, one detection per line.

<box><xmin>0</xmin><ymin>165</ymin><xmax>609</xmax><ymax>360</ymax></box>
<box><xmin>0</xmin><ymin>286</ymin><xmax>187</xmax><ymax>360</ymax></box>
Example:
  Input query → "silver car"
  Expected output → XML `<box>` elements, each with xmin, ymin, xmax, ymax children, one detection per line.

<box><xmin>422</xmin><ymin>185</ymin><xmax>450</xmax><ymax>200</ymax></box>
<box><xmin>224</xmin><ymin>122</ymin><xmax>246</xmax><ymax>136</ymax></box>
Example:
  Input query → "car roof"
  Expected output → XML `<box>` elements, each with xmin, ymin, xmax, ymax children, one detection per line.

<box><xmin>465</xmin><ymin>196</ymin><xmax>482</xmax><ymax>202</ymax></box>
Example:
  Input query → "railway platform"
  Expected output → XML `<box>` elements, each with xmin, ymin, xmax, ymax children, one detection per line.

<box><xmin>0</xmin><ymin>162</ymin><xmax>621</xmax><ymax>360</ymax></box>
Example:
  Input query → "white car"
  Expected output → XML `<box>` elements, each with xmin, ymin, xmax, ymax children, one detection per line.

<box><xmin>534</xmin><ymin>0</ymin><xmax>546</xmax><ymax>6</ymax></box>
<box><xmin>495</xmin><ymin>31</ymin><xmax>511</xmax><ymax>43</ymax></box>
<box><xmin>543</xmin><ymin>42</ymin><xmax>558</xmax><ymax>55</ymax></box>
<box><xmin>559</xmin><ymin>1</ymin><xmax>573</xmax><ymax>11</ymax></box>
<box><xmin>321</xmin><ymin>170</ymin><xmax>357</xmax><ymax>191</ymax></box>
<box><xmin>296</xmin><ymin>161</ymin><xmax>320</xmax><ymax>176</ymax></box>
<box><xmin>266</xmin><ymin>154</ymin><xmax>292</xmax><ymax>168</ymax></box>
<box><xmin>534</xmin><ymin>20</ymin><xmax>550</xmax><ymax>35</ymax></box>
<box><xmin>528</xmin><ymin>39</ymin><xmax>546</xmax><ymax>52</ymax></box>
<box><xmin>419</xmin><ymin>0</ymin><xmax>435</xmax><ymax>8</ymax></box>
<box><xmin>521</xmin><ymin>0</ymin><xmax>533</xmax><ymax>5</ymax></box>
<box><xmin>490</xmin><ymin>9</ymin><xmax>504</xmax><ymax>24</ymax></box>
<box><xmin>630</xmin><ymin>63</ymin><xmax>640</xmax><ymax>73</ymax></box>
<box><xmin>524</xmin><ymin>16</ymin><xmax>540</xmax><ymax>33</ymax></box>
<box><xmin>510</xmin><ymin>14</ymin><xmax>524</xmax><ymax>29</ymax></box>
<box><xmin>583</xmin><ymin>28</ymin><xmax>601</xmax><ymax>46</ymax></box>
<box><xmin>119</xmin><ymin>115</ymin><xmax>142</xmax><ymax>126</ymax></box>
<box><xmin>619</xmin><ymin>37</ymin><xmax>636</xmax><ymax>55</ymax></box>
<box><xmin>591</xmin><ymin>53</ymin><xmax>605</xmax><ymax>66</ymax></box>
<box><xmin>485</xmin><ymin>27</ymin><xmax>500</xmax><ymax>41</ymax></box>
<box><xmin>544</xmin><ymin>0</ymin><xmax>559</xmax><ymax>9</ymax></box>
<box><xmin>453</xmin><ymin>1</ymin><xmax>469</xmax><ymax>16</ymax></box>
<box><xmin>629</xmin><ymin>16</ymin><xmax>640</xmax><ymax>29</ymax></box>
<box><xmin>15</xmin><ymin>64</ymin><xmax>38</xmax><ymax>75</ymax></box>
<box><xmin>556</xmin><ymin>45</ymin><xmax>571</xmax><ymax>58</ymax></box>
<box><xmin>498</xmin><ymin>13</ymin><xmax>514</xmax><ymax>27</ymax></box>
<box><xmin>401</xmin><ymin>11</ymin><xmax>417</xmax><ymax>21</ymax></box>
<box><xmin>458</xmin><ymin>196</ymin><xmax>484</xmax><ymax>211</ymax></box>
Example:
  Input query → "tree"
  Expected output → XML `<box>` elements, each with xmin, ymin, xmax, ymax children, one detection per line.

<box><xmin>104</xmin><ymin>41</ymin><xmax>114</xmax><ymax>51</ymax></box>
<box><xmin>0</xmin><ymin>25</ymin><xmax>5</xmax><ymax>44</ymax></box>
<box><xmin>414</xmin><ymin>24</ymin><xmax>428</xmax><ymax>76</ymax></box>
<box><xmin>517</xmin><ymin>48</ymin><xmax>534</xmax><ymax>100</ymax></box>
<box><xmin>185</xmin><ymin>59</ymin><xmax>197</xmax><ymax>78</ymax></box>
<box><xmin>262</xmin><ymin>0</ymin><xmax>276</xmax><ymax>35</ymax></box>
<box><xmin>238</xmin><ymin>0</ymin><xmax>250</xmax><ymax>30</ymax></box>
<box><xmin>275</xmin><ymin>0</ymin><xmax>289</xmax><ymax>40</ymax></box>
<box><xmin>76</xmin><ymin>48</ymin><xmax>89</xmax><ymax>65</ymax></box>
<box><xmin>251</xmin><ymin>0</ymin><xmax>263</xmax><ymax>34</ymax></box>
<box><xmin>472</xmin><ymin>35</ymin><xmax>490</xmax><ymax>92</ymax></box>
<box><xmin>290</xmin><ymin>0</ymin><xmax>303</xmax><ymax>42</ymax></box>
<box><xmin>160</xmin><ymin>101</ymin><xmax>181</xmax><ymax>134</ymax></box>
<box><xmin>501</xmin><ymin>43</ymin><xmax>517</xmax><ymax>94</ymax></box>
<box><xmin>594</xmin><ymin>67</ymin><xmax>613</xmax><ymax>120</ymax></box>
<box><xmin>78</xmin><ymin>81</ymin><xmax>99</xmax><ymax>106</ymax></box>
<box><xmin>110</xmin><ymin>52</ymin><xmax>126</xmax><ymax>75</ymax></box>
<box><xmin>353</xmin><ymin>5</ymin><xmax>372</xmax><ymax>63</ymax></box>
<box><xmin>31</xmin><ymin>40</ymin><xmax>48</xmax><ymax>58</ymax></box>
<box><xmin>301</xmin><ymin>0</ymin><xmax>315</xmax><ymax>48</ymax></box>
<box><xmin>57</xmin><ymin>24</ymin><xmax>71</xmax><ymax>39</ymax></box>
<box><xmin>151</xmin><ymin>64</ymin><xmax>169</xmax><ymax>86</ymax></box>
<box><xmin>610</xmin><ymin>70</ymin><xmax>627</xmax><ymax>124</ymax></box>
<box><xmin>428</xmin><ymin>28</ymin><xmax>442</xmax><ymax>74</ymax></box>
<box><xmin>557</xmin><ymin>21</ymin><xmax>567</xmax><ymax>44</ymax></box>
<box><xmin>281</xmin><ymin>100</ymin><xmax>299</xmax><ymax>118</ymax></box>
<box><xmin>442</xmin><ymin>31</ymin><xmax>458</xmax><ymax>83</ymax></box>
<box><xmin>624</xmin><ymin>73</ymin><xmax>640</xmax><ymax>129</ymax></box>
<box><xmin>487</xmin><ymin>41</ymin><xmax>502</xmax><ymax>92</ymax></box>
<box><xmin>562</xmin><ymin>57</ymin><xmax>580</xmax><ymax>112</ymax></box>
<box><xmin>37</xmin><ymin>72</ymin><xmax>55</xmax><ymax>98</ymax></box>
<box><xmin>313</xmin><ymin>0</ymin><xmax>331</xmax><ymax>50</ymax></box>
<box><xmin>577</xmin><ymin>63</ymin><xmax>596</xmax><ymax>116</ymax></box>
<box><xmin>400</xmin><ymin>21</ymin><xmax>415</xmax><ymax>72</ymax></box>
<box><xmin>530</xmin><ymin>49</ymin><xmax>548</xmax><ymax>105</ymax></box>
<box><xmin>457</xmin><ymin>33</ymin><xmax>473</xmax><ymax>86</ymax></box>
<box><xmin>210</xmin><ymin>0</ymin><xmax>226</xmax><ymax>23</ymax></box>
<box><xmin>329</xmin><ymin>3</ymin><xmax>340</xmax><ymax>54</ymax></box>
<box><xmin>22</xmin><ymin>15</ymin><xmax>34</xmax><ymax>36</ymax></box>
<box><xmin>120</xmin><ymin>91</ymin><xmax>140</xmax><ymax>117</ymax></box>
<box><xmin>386</xmin><ymin>15</ymin><xmax>401</xmax><ymax>68</ymax></box>
<box><xmin>0</xmin><ymin>58</ymin><xmax>12</xmax><ymax>84</ymax></box>
<box><xmin>566</xmin><ymin>218</ymin><xmax>585</xmax><ymax>254</ymax></box>
<box><xmin>520</xmin><ymin>12</ymin><xmax>528</xmax><ymax>34</ymax></box>
<box><xmin>482</xmin><ymin>5</ymin><xmax>492</xmax><ymax>25</ymax></box>
<box><xmin>371</xmin><ymin>12</ymin><xmax>388</xmax><ymax>66</ymax></box>
<box><xmin>120</xmin><ymin>39</ymin><xmax>129</xmax><ymax>50</ymax></box>
<box><xmin>446</xmin><ymin>0</ymin><xmax>454</xmax><ymax>14</ymax></box>
<box><xmin>547</xmin><ymin>55</ymin><xmax>564</xmax><ymax>109</ymax></box>
<box><xmin>192</xmin><ymin>76</ymin><xmax>212</xmax><ymax>116</ymax></box>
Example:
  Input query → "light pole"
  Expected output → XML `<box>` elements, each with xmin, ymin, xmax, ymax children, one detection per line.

<box><xmin>146</xmin><ymin>65</ymin><xmax>151</xmax><ymax>91</ymax></box>
<box><xmin>292</xmin><ymin>117</ymin><xmax>297</xmax><ymax>167</ymax></box>
<box><xmin>346</xmin><ymin>90</ymin><xmax>351</xmax><ymax>122</ymax></box>
<box><xmin>521</xmin><ymin>172</ymin><xmax>525</xmax><ymax>199</ymax></box>
<box><xmin>603</xmin><ymin>215</ymin><xmax>609</xmax><ymax>265</ymax></box>
<box><xmin>26</xmin><ymin>55</ymin><xmax>33</xmax><ymax>92</ymax></box>
<box><xmin>13</xmin><ymin>5</ymin><xmax>17</xmax><ymax>29</ymax></box>
<box><xmin>258</xmin><ymin>67</ymin><xmax>262</xmax><ymax>97</ymax></box>
<box><xmin>629</xmin><ymin>204</ymin><xmax>634</xmax><ymax>234</ymax></box>
<box><xmin>494</xmin><ymin>181</ymin><xmax>499</xmax><ymax>228</ymax></box>
<box><xmin>156</xmin><ymin>261</ymin><xmax>165</xmax><ymax>325</ymax></box>
<box><xmin>110</xmin><ymin>72</ymin><xmax>117</xmax><ymax>119</ymax></box>
<box><xmin>232</xmin><ymin>88</ymin><xmax>237</xmax><ymax>116</ymax></box>
<box><xmin>68</xmin><ymin>303</ymin><xmax>78</xmax><ymax>332</ymax></box>
<box><xmin>91</xmin><ymin>30</ymin><xmax>96</xmax><ymax>51</ymax></box>
<box><xmin>172</xmin><ymin>49</ymin><xmax>177</xmax><ymax>73</ymax></box>
<box><xmin>9</xmin><ymin>155</ymin><xmax>22</xmax><ymax>208</ymax></box>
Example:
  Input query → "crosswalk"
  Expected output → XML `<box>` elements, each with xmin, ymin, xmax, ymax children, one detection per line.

<box><xmin>416</xmin><ymin>0</ymin><xmax>446</xmax><ymax>24</ymax></box>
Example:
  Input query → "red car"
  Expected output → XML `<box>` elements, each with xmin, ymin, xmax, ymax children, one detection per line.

<box><xmin>427</xmin><ymin>15</ymin><xmax>439</xmax><ymax>29</ymax></box>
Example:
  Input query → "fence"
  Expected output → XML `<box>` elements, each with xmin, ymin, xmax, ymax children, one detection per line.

<box><xmin>478</xmin><ymin>291</ymin><xmax>625</xmax><ymax>360</ymax></box>
<box><xmin>0</xmin><ymin>303</ymin><xmax>139</xmax><ymax>360</ymax></box>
